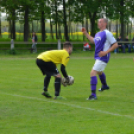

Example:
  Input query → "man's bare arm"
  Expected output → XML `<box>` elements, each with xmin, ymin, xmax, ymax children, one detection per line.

<box><xmin>81</xmin><ymin>27</ymin><xmax>95</xmax><ymax>44</ymax></box>
<box><xmin>99</xmin><ymin>42</ymin><xmax>118</xmax><ymax>57</ymax></box>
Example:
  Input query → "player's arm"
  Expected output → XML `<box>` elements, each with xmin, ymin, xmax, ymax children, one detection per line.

<box><xmin>61</xmin><ymin>64</ymin><xmax>69</xmax><ymax>83</ymax></box>
<box><xmin>99</xmin><ymin>42</ymin><xmax>118</xmax><ymax>57</ymax></box>
<box><xmin>81</xmin><ymin>27</ymin><xmax>95</xmax><ymax>44</ymax></box>
<box><xmin>61</xmin><ymin>55</ymin><xmax>70</xmax><ymax>82</ymax></box>
<box><xmin>61</xmin><ymin>64</ymin><xmax>68</xmax><ymax>78</ymax></box>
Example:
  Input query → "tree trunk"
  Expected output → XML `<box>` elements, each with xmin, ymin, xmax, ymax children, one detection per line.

<box><xmin>8</xmin><ymin>20</ymin><xmax>12</xmax><ymax>38</ymax></box>
<box><xmin>86</xmin><ymin>18</ymin><xmax>88</xmax><ymax>33</ymax></box>
<box><xmin>116</xmin><ymin>20</ymin><xmax>119</xmax><ymax>39</ymax></box>
<box><xmin>50</xmin><ymin>19</ymin><xmax>54</xmax><ymax>39</ymax></box>
<box><xmin>77</xmin><ymin>23</ymin><xmax>78</xmax><ymax>40</ymax></box>
<box><xmin>109</xmin><ymin>21</ymin><xmax>111</xmax><ymax>31</ymax></box>
<box><xmin>68</xmin><ymin>1</ymin><xmax>71</xmax><ymax>39</ymax></box>
<box><xmin>24</xmin><ymin>8</ymin><xmax>29</xmax><ymax>41</ymax></box>
<box><xmin>19</xmin><ymin>21</ymin><xmax>21</xmax><ymax>40</ymax></box>
<box><xmin>41</xmin><ymin>11</ymin><xmax>45</xmax><ymax>41</ymax></box>
<box><xmin>0</xmin><ymin>17</ymin><xmax>1</xmax><ymax>37</ymax></box>
<box><xmin>126</xmin><ymin>22</ymin><xmax>129</xmax><ymax>36</ymax></box>
<box><xmin>58</xmin><ymin>23</ymin><xmax>62</xmax><ymax>39</ymax></box>
<box><xmin>89</xmin><ymin>12</ymin><xmax>97</xmax><ymax>37</ymax></box>
<box><xmin>68</xmin><ymin>21</ymin><xmax>71</xmax><ymax>39</ymax></box>
<box><xmin>130</xmin><ymin>22</ymin><xmax>132</xmax><ymax>39</ymax></box>
<box><xmin>0</xmin><ymin>9</ymin><xmax>1</xmax><ymax>37</ymax></box>
<box><xmin>120</xmin><ymin>0</ymin><xmax>125</xmax><ymax>40</ymax></box>
<box><xmin>63</xmin><ymin>0</ymin><xmax>69</xmax><ymax>41</ymax></box>
<box><xmin>12</xmin><ymin>19</ymin><xmax>16</xmax><ymax>39</ymax></box>
<box><xmin>32</xmin><ymin>20</ymin><xmax>34</xmax><ymax>32</ymax></box>
<box><xmin>55</xmin><ymin>0</ymin><xmax>58</xmax><ymax>39</ymax></box>
<box><xmin>37</xmin><ymin>20</ymin><xmax>39</xmax><ymax>32</ymax></box>
<box><xmin>11</xmin><ymin>9</ymin><xmax>16</xmax><ymax>39</ymax></box>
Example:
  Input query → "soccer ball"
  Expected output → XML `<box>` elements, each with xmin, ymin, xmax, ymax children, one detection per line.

<box><xmin>61</xmin><ymin>76</ymin><xmax>74</xmax><ymax>87</ymax></box>
<box><xmin>68</xmin><ymin>76</ymin><xmax>74</xmax><ymax>85</ymax></box>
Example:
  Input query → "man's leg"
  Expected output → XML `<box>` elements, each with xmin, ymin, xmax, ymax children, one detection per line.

<box><xmin>114</xmin><ymin>48</ymin><xmax>117</xmax><ymax>53</ymax></box>
<box><xmin>87</xmin><ymin>70</ymin><xmax>98</xmax><ymax>100</ymax></box>
<box><xmin>36</xmin><ymin>59</ymin><xmax>52</xmax><ymax>98</ymax></box>
<box><xmin>44</xmin><ymin>75</ymin><xmax>51</xmax><ymax>92</ymax></box>
<box><xmin>42</xmin><ymin>75</ymin><xmax>52</xmax><ymax>98</ymax></box>
<box><xmin>116</xmin><ymin>47</ymin><xmax>119</xmax><ymax>53</ymax></box>
<box><xmin>122</xmin><ymin>45</ymin><xmax>126</xmax><ymax>53</ymax></box>
<box><xmin>128</xmin><ymin>44</ymin><xmax>131</xmax><ymax>53</ymax></box>
<box><xmin>54</xmin><ymin>74</ymin><xmax>62</xmax><ymax>99</ymax></box>
<box><xmin>31</xmin><ymin>44</ymin><xmax>34</xmax><ymax>53</ymax></box>
<box><xmin>55</xmin><ymin>77</ymin><xmax>61</xmax><ymax>96</ymax></box>
<box><xmin>33</xmin><ymin>43</ymin><xmax>36</xmax><ymax>53</ymax></box>
<box><xmin>34</xmin><ymin>44</ymin><xmax>37</xmax><ymax>53</ymax></box>
<box><xmin>133</xmin><ymin>46</ymin><xmax>134</xmax><ymax>51</ymax></box>
<box><xmin>87</xmin><ymin>60</ymin><xmax>108</xmax><ymax>100</ymax></box>
<box><xmin>98</xmin><ymin>72</ymin><xmax>109</xmax><ymax>91</ymax></box>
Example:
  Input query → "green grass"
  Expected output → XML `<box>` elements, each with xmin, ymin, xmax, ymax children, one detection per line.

<box><xmin>0</xmin><ymin>52</ymin><xmax>134</xmax><ymax>134</ymax></box>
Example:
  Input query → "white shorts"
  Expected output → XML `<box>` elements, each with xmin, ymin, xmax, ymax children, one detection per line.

<box><xmin>93</xmin><ymin>60</ymin><xmax>107</xmax><ymax>72</ymax></box>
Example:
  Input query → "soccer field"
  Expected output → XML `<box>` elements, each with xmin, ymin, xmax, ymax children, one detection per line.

<box><xmin>0</xmin><ymin>52</ymin><xmax>134</xmax><ymax>134</ymax></box>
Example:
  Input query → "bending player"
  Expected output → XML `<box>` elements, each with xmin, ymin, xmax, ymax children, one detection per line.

<box><xmin>82</xmin><ymin>18</ymin><xmax>118</xmax><ymax>100</ymax></box>
<box><xmin>36</xmin><ymin>42</ymin><xmax>73</xmax><ymax>99</ymax></box>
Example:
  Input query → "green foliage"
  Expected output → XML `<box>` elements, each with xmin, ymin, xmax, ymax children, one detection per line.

<box><xmin>0</xmin><ymin>0</ymin><xmax>134</xmax><ymax>40</ymax></box>
<box><xmin>7</xmin><ymin>49</ymin><xmax>17</xmax><ymax>55</ymax></box>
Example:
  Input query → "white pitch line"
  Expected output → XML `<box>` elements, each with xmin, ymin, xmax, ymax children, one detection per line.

<box><xmin>1</xmin><ymin>92</ymin><xmax>134</xmax><ymax>120</ymax></box>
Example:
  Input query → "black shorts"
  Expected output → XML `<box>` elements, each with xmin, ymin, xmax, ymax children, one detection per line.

<box><xmin>36</xmin><ymin>59</ymin><xmax>59</xmax><ymax>76</ymax></box>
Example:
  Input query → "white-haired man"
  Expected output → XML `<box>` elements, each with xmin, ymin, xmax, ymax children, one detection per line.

<box><xmin>82</xmin><ymin>18</ymin><xmax>118</xmax><ymax>100</ymax></box>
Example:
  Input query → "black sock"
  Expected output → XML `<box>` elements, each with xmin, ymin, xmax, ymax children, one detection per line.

<box><xmin>44</xmin><ymin>76</ymin><xmax>51</xmax><ymax>92</ymax></box>
<box><xmin>55</xmin><ymin>77</ymin><xmax>61</xmax><ymax>96</ymax></box>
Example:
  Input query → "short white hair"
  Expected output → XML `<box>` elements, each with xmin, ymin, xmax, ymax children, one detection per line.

<box><xmin>103</xmin><ymin>18</ymin><xmax>108</xmax><ymax>25</ymax></box>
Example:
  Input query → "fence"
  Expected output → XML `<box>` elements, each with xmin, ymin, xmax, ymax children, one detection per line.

<box><xmin>0</xmin><ymin>41</ymin><xmax>85</xmax><ymax>50</ymax></box>
<box><xmin>0</xmin><ymin>41</ymin><xmax>134</xmax><ymax>51</ymax></box>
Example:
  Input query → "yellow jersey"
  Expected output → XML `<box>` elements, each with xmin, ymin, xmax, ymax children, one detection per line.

<box><xmin>37</xmin><ymin>50</ymin><xmax>70</xmax><ymax>66</ymax></box>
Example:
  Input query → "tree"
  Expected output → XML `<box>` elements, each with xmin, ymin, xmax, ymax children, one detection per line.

<box><xmin>50</xmin><ymin>0</ymin><xmax>62</xmax><ymax>39</ymax></box>
<box><xmin>1</xmin><ymin>0</ymin><xmax>18</xmax><ymax>39</ymax></box>
<box><xmin>63</xmin><ymin>0</ymin><xmax>69</xmax><ymax>41</ymax></box>
<box><xmin>19</xmin><ymin>0</ymin><xmax>35</xmax><ymax>41</ymax></box>
<box><xmin>35</xmin><ymin>0</ymin><xmax>51</xmax><ymax>41</ymax></box>
<box><xmin>106</xmin><ymin>0</ymin><xmax>132</xmax><ymax>39</ymax></box>
<box><xmin>119</xmin><ymin>0</ymin><xmax>126</xmax><ymax>39</ymax></box>
<box><xmin>39</xmin><ymin>0</ymin><xmax>46</xmax><ymax>41</ymax></box>
<box><xmin>77</xmin><ymin>0</ymin><xmax>104</xmax><ymax>36</ymax></box>
<box><xmin>54</xmin><ymin>0</ymin><xmax>58</xmax><ymax>39</ymax></box>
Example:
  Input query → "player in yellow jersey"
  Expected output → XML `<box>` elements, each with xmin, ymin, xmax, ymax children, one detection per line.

<box><xmin>36</xmin><ymin>42</ymin><xmax>73</xmax><ymax>99</ymax></box>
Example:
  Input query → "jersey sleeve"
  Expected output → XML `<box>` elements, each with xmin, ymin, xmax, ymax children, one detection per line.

<box><xmin>106</xmin><ymin>31</ymin><xmax>116</xmax><ymax>45</ymax></box>
<box><xmin>62</xmin><ymin>53</ymin><xmax>70</xmax><ymax>66</ymax></box>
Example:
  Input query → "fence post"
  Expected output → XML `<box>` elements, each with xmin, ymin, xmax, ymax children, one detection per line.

<box><xmin>58</xmin><ymin>39</ymin><xmax>61</xmax><ymax>50</ymax></box>
<box><xmin>11</xmin><ymin>39</ymin><xmax>14</xmax><ymax>50</ymax></box>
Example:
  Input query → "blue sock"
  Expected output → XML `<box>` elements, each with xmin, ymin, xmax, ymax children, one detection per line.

<box><xmin>90</xmin><ymin>76</ymin><xmax>97</xmax><ymax>97</ymax></box>
<box><xmin>99</xmin><ymin>73</ymin><xmax>107</xmax><ymax>87</ymax></box>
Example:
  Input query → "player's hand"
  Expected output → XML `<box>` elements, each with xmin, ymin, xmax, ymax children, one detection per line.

<box><xmin>81</xmin><ymin>27</ymin><xmax>87</xmax><ymax>34</ymax></box>
<box><xmin>133</xmin><ymin>58</ymin><xmax>134</xmax><ymax>62</ymax></box>
<box><xmin>64</xmin><ymin>77</ymin><xmax>69</xmax><ymax>83</ymax></box>
<box><xmin>98</xmin><ymin>51</ymin><xmax>107</xmax><ymax>57</ymax></box>
<box><xmin>61</xmin><ymin>77</ymin><xmax>69</xmax><ymax>87</ymax></box>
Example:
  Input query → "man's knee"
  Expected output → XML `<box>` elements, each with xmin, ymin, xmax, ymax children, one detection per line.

<box><xmin>55</xmin><ymin>74</ymin><xmax>61</xmax><ymax>78</ymax></box>
<box><xmin>98</xmin><ymin>71</ymin><xmax>103</xmax><ymax>75</ymax></box>
<box><xmin>90</xmin><ymin>70</ymin><xmax>103</xmax><ymax>76</ymax></box>
<box><xmin>90</xmin><ymin>70</ymin><xmax>98</xmax><ymax>76</ymax></box>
